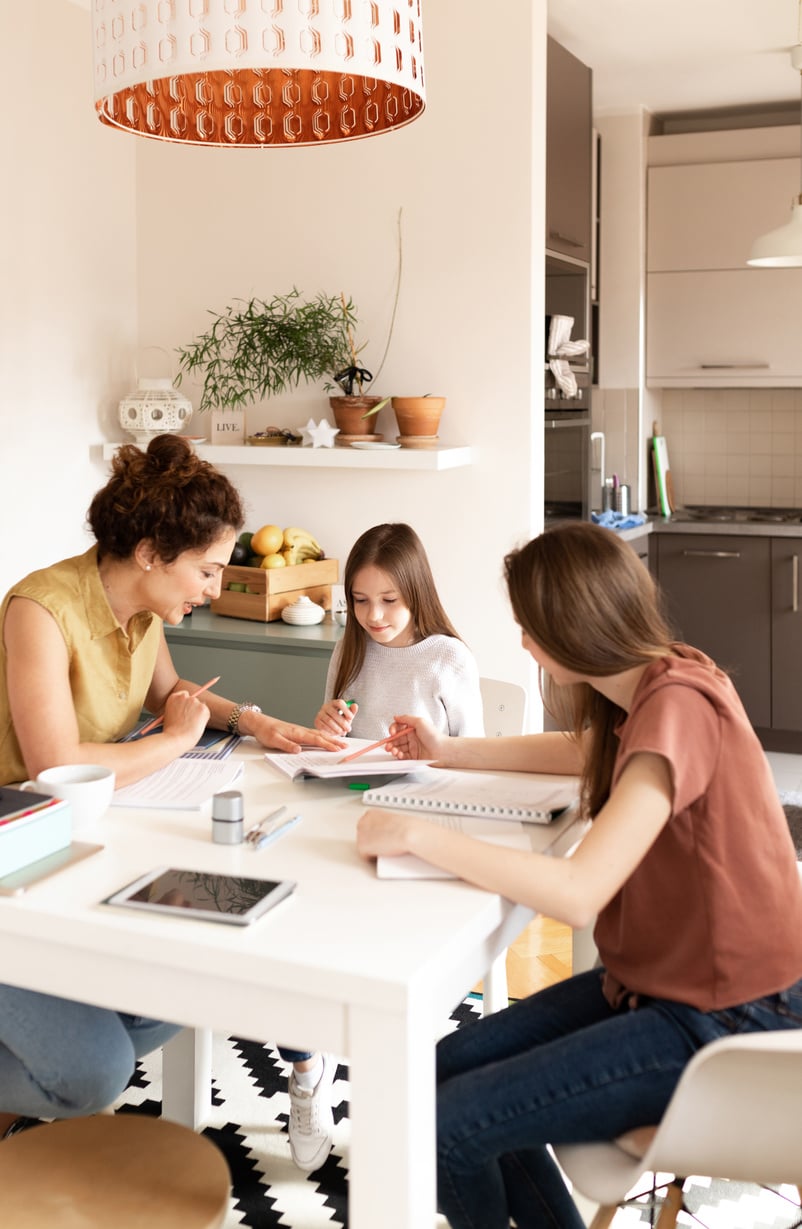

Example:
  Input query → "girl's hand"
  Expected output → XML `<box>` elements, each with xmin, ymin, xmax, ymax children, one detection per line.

<box><xmin>314</xmin><ymin>699</ymin><xmax>358</xmax><ymax>736</ymax></box>
<box><xmin>357</xmin><ymin>809</ymin><xmax>420</xmax><ymax>859</ymax></box>
<box><xmin>386</xmin><ymin>715</ymin><xmax>445</xmax><ymax>762</ymax></box>
<box><xmin>247</xmin><ymin>712</ymin><xmax>346</xmax><ymax>753</ymax></box>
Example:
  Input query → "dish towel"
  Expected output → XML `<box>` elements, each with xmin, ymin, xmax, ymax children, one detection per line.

<box><xmin>547</xmin><ymin>315</ymin><xmax>590</xmax><ymax>399</ymax></box>
<box><xmin>591</xmin><ymin>511</ymin><xmax>646</xmax><ymax>531</ymax></box>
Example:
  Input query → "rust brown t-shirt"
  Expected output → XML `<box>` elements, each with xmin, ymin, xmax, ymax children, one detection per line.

<box><xmin>595</xmin><ymin>645</ymin><xmax>802</xmax><ymax>1012</ymax></box>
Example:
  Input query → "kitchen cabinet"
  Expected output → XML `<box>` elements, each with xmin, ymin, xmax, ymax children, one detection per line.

<box><xmin>654</xmin><ymin>533</ymin><xmax>802</xmax><ymax>741</ymax></box>
<box><xmin>546</xmin><ymin>37</ymin><xmax>592</xmax><ymax>263</ymax></box>
<box><xmin>655</xmin><ymin>533</ymin><xmax>771</xmax><ymax>727</ymax></box>
<box><xmin>646</xmin><ymin>157</ymin><xmax>802</xmax><ymax>387</ymax></box>
<box><xmin>164</xmin><ymin>608</ymin><xmax>339</xmax><ymax>728</ymax></box>
<box><xmin>771</xmin><ymin>538</ymin><xmax>802</xmax><ymax>733</ymax></box>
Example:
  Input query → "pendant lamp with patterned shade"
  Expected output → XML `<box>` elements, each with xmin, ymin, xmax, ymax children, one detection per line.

<box><xmin>91</xmin><ymin>0</ymin><xmax>426</xmax><ymax>148</ymax></box>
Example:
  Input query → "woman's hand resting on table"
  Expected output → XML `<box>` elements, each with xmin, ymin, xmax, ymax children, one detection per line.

<box><xmin>357</xmin><ymin>809</ymin><xmax>422</xmax><ymax>860</ymax></box>
<box><xmin>239</xmin><ymin>710</ymin><xmax>346</xmax><ymax>753</ymax></box>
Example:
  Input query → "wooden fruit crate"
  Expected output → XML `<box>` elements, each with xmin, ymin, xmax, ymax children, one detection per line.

<box><xmin>211</xmin><ymin>558</ymin><xmax>338</xmax><ymax>622</ymax></box>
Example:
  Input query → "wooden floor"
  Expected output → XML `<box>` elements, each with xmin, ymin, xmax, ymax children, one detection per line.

<box><xmin>476</xmin><ymin>915</ymin><xmax>573</xmax><ymax>1001</ymax></box>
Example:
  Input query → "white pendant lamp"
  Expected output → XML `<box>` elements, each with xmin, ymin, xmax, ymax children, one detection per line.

<box><xmin>91</xmin><ymin>1</ymin><xmax>426</xmax><ymax>148</ymax></box>
<box><xmin>748</xmin><ymin>22</ymin><xmax>802</xmax><ymax>266</ymax></box>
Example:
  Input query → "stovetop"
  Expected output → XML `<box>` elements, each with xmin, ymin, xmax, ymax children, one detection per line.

<box><xmin>670</xmin><ymin>505</ymin><xmax>802</xmax><ymax>525</ymax></box>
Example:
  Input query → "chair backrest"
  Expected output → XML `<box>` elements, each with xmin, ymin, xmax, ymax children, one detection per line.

<box><xmin>556</xmin><ymin>1027</ymin><xmax>802</xmax><ymax>1207</ymax></box>
<box><xmin>479</xmin><ymin>677</ymin><xmax>527</xmax><ymax>737</ymax></box>
<box><xmin>642</xmin><ymin>1027</ymin><xmax>802</xmax><ymax>1186</ymax></box>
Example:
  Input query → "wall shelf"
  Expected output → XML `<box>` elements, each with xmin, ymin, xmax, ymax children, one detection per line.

<box><xmin>100</xmin><ymin>442</ymin><xmax>474</xmax><ymax>471</ymax></box>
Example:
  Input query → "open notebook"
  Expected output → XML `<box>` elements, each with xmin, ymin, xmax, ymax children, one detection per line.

<box><xmin>264</xmin><ymin>741</ymin><xmax>432</xmax><ymax>782</ymax></box>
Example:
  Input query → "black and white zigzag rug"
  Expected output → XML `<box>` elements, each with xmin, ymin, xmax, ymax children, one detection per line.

<box><xmin>110</xmin><ymin>993</ymin><xmax>800</xmax><ymax>1229</ymax></box>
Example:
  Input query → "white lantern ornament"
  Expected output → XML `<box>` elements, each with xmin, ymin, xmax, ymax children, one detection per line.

<box><xmin>118</xmin><ymin>378</ymin><xmax>194</xmax><ymax>446</ymax></box>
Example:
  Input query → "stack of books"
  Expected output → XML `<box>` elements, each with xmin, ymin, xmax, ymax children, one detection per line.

<box><xmin>0</xmin><ymin>787</ymin><xmax>71</xmax><ymax>877</ymax></box>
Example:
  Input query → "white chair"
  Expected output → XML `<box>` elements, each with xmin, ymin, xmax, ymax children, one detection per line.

<box><xmin>478</xmin><ymin>678</ymin><xmax>528</xmax><ymax>1014</ymax></box>
<box><xmin>554</xmin><ymin>1029</ymin><xmax>802</xmax><ymax>1229</ymax></box>
<box><xmin>479</xmin><ymin>677</ymin><xmax>527</xmax><ymax>739</ymax></box>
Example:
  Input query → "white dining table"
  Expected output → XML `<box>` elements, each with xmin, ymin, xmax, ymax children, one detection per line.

<box><xmin>0</xmin><ymin>744</ymin><xmax>583</xmax><ymax>1229</ymax></box>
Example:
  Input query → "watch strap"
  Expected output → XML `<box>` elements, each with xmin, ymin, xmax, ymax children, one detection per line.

<box><xmin>227</xmin><ymin>701</ymin><xmax>262</xmax><ymax>736</ymax></box>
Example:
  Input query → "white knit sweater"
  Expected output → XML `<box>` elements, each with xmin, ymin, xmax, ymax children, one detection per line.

<box><xmin>324</xmin><ymin>635</ymin><xmax>484</xmax><ymax>739</ymax></box>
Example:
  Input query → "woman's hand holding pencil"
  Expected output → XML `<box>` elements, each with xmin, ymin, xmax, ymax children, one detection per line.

<box><xmin>137</xmin><ymin>676</ymin><xmax>221</xmax><ymax>737</ymax></box>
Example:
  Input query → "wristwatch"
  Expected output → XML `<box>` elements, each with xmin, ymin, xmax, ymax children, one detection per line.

<box><xmin>227</xmin><ymin>701</ymin><xmax>262</xmax><ymax>736</ymax></box>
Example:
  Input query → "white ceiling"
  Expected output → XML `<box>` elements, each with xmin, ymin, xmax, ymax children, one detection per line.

<box><xmin>548</xmin><ymin>0</ymin><xmax>802</xmax><ymax>117</ymax></box>
<box><xmin>67</xmin><ymin>0</ymin><xmax>801</xmax><ymax>120</ymax></box>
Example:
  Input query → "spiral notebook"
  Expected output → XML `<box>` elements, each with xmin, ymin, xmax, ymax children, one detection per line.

<box><xmin>361</xmin><ymin>769</ymin><xmax>579</xmax><ymax>825</ymax></box>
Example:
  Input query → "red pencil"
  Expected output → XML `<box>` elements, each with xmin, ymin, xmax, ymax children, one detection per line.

<box><xmin>337</xmin><ymin>725</ymin><xmax>413</xmax><ymax>765</ymax></box>
<box><xmin>136</xmin><ymin>676</ymin><xmax>221</xmax><ymax>737</ymax></box>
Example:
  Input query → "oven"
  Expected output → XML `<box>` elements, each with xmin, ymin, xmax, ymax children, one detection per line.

<box><xmin>544</xmin><ymin>400</ymin><xmax>591</xmax><ymax>522</ymax></box>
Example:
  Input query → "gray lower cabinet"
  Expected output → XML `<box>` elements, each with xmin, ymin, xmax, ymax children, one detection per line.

<box><xmin>771</xmin><ymin>538</ymin><xmax>802</xmax><ymax>733</ymax></box>
<box><xmin>164</xmin><ymin>609</ymin><xmax>339</xmax><ymax>728</ymax></box>
<box><xmin>654</xmin><ymin>533</ymin><xmax>802</xmax><ymax>741</ymax></box>
<box><xmin>654</xmin><ymin>534</ymin><xmax>771</xmax><ymax>728</ymax></box>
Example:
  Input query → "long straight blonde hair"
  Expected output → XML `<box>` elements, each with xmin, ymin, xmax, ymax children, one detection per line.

<box><xmin>332</xmin><ymin>523</ymin><xmax>462</xmax><ymax>700</ymax></box>
<box><xmin>504</xmin><ymin>522</ymin><xmax>676</xmax><ymax>816</ymax></box>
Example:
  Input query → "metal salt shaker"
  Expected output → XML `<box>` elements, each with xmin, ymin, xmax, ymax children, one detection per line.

<box><xmin>211</xmin><ymin>789</ymin><xmax>244</xmax><ymax>844</ymax></box>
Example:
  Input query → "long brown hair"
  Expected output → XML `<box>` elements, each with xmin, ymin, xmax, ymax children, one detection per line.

<box><xmin>504</xmin><ymin>522</ymin><xmax>674</xmax><ymax>816</ymax></box>
<box><xmin>332</xmin><ymin>523</ymin><xmax>462</xmax><ymax>699</ymax></box>
<box><xmin>88</xmin><ymin>434</ymin><xmax>244</xmax><ymax>562</ymax></box>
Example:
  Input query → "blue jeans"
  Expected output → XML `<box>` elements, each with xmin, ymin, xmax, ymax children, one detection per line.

<box><xmin>436</xmin><ymin>968</ymin><xmax>802</xmax><ymax>1229</ymax></box>
<box><xmin>0</xmin><ymin>984</ymin><xmax>183</xmax><ymax>1119</ymax></box>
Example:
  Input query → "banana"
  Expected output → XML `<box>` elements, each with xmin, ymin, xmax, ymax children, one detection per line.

<box><xmin>282</xmin><ymin>527</ymin><xmax>324</xmax><ymax>559</ymax></box>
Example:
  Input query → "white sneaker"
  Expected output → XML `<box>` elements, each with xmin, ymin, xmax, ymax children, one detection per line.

<box><xmin>287</xmin><ymin>1053</ymin><xmax>336</xmax><ymax>1173</ymax></box>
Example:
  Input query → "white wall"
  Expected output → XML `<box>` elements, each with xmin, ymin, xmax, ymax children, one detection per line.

<box><xmin>1</xmin><ymin>0</ymin><xmax>136</xmax><ymax>590</ymax></box>
<box><xmin>133</xmin><ymin>2</ymin><xmax>548</xmax><ymax>705</ymax></box>
<box><xmin>3</xmin><ymin>1</ymin><xmax>548</xmax><ymax>722</ymax></box>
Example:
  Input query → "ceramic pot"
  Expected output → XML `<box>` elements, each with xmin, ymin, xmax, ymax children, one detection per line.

<box><xmin>328</xmin><ymin>395</ymin><xmax>386</xmax><ymax>438</ymax></box>
<box><xmin>391</xmin><ymin>396</ymin><xmax>446</xmax><ymax>443</ymax></box>
<box><xmin>281</xmin><ymin>595</ymin><xmax>326</xmax><ymax>626</ymax></box>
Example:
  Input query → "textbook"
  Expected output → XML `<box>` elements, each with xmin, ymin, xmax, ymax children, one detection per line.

<box><xmin>361</xmin><ymin>770</ymin><xmax>579</xmax><ymax>825</ymax></box>
<box><xmin>264</xmin><ymin>742</ymin><xmax>432</xmax><ymax>782</ymax></box>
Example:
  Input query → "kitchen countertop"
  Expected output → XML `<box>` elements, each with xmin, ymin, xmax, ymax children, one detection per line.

<box><xmin>164</xmin><ymin>606</ymin><xmax>345</xmax><ymax>646</ymax></box>
<box><xmin>650</xmin><ymin>516</ymin><xmax>802</xmax><ymax>537</ymax></box>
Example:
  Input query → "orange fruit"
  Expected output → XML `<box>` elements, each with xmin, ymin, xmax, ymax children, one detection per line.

<box><xmin>250</xmin><ymin>524</ymin><xmax>284</xmax><ymax>556</ymax></box>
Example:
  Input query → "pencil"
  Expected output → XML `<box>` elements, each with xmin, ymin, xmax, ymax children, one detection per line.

<box><xmin>136</xmin><ymin>676</ymin><xmax>221</xmax><ymax>737</ymax></box>
<box><xmin>337</xmin><ymin>724</ymin><xmax>413</xmax><ymax>765</ymax></box>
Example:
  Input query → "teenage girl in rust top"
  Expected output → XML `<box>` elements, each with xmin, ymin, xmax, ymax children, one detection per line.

<box><xmin>357</xmin><ymin>520</ymin><xmax>802</xmax><ymax>1229</ymax></box>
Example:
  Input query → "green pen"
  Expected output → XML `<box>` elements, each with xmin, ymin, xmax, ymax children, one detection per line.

<box><xmin>339</xmin><ymin>698</ymin><xmax>356</xmax><ymax>718</ymax></box>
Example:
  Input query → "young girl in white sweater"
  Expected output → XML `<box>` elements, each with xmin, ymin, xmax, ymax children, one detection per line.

<box><xmin>315</xmin><ymin>523</ymin><xmax>484</xmax><ymax>739</ymax></box>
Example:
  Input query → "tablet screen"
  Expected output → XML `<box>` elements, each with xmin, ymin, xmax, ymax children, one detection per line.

<box><xmin>102</xmin><ymin>867</ymin><xmax>295</xmax><ymax>926</ymax></box>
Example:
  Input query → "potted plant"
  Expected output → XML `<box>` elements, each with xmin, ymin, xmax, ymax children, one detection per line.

<box><xmin>362</xmin><ymin>393</ymin><xmax>446</xmax><ymax>447</ymax></box>
<box><xmin>175</xmin><ymin>289</ymin><xmax>372</xmax><ymax>440</ymax></box>
<box><xmin>324</xmin><ymin>293</ymin><xmax>389</xmax><ymax>440</ymax></box>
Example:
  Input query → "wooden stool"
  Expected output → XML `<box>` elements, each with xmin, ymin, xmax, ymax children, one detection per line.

<box><xmin>0</xmin><ymin>1114</ymin><xmax>230</xmax><ymax>1228</ymax></box>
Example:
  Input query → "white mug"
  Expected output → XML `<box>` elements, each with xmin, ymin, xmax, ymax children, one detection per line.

<box><xmin>21</xmin><ymin>764</ymin><xmax>116</xmax><ymax>830</ymax></box>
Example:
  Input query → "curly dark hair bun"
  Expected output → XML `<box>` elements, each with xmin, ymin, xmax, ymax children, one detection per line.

<box><xmin>88</xmin><ymin>434</ymin><xmax>244</xmax><ymax>562</ymax></box>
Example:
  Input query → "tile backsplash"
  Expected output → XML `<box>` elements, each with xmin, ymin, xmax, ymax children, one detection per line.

<box><xmin>660</xmin><ymin>388</ymin><xmax>802</xmax><ymax>508</ymax></box>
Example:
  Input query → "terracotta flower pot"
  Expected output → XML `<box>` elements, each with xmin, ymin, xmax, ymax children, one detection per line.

<box><xmin>391</xmin><ymin>396</ymin><xmax>446</xmax><ymax>444</ymax></box>
<box><xmin>328</xmin><ymin>395</ymin><xmax>386</xmax><ymax>438</ymax></box>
